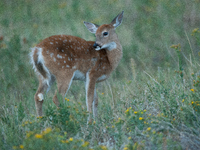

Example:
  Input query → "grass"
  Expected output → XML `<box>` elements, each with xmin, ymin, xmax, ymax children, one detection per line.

<box><xmin>0</xmin><ymin>0</ymin><xmax>200</xmax><ymax>149</ymax></box>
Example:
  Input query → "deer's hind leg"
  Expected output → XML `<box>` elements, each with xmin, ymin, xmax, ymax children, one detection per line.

<box><xmin>53</xmin><ymin>72</ymin><xmax>75</xmax><ymax>107</ymax></box>
<box><xmin>35</xmin><ymin>75</ymin><xmax>55</xmax><ymax>116</ymax></box>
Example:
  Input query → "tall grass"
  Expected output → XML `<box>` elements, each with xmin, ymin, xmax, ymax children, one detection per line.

<box><xmin>0</xmin><ymin>0</ymin><xmax>200</xmax><ymax>149</ymax></box>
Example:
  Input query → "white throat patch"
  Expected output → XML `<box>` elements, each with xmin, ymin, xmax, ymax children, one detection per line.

<box><xmin>101</xmin><ymin>42</ymin><xmax>117</xmax><ymax>51</ymax></box>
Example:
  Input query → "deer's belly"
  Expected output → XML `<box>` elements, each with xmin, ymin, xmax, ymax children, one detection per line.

<box><xmin>73</xmin><ymin>70</ymin><xmax>86</xmax><ymax>81</ymax></box>
<box><xmin>97</xmin><ymin>75</ymin><xmax>108</xmax><ymax>82</ymax></box>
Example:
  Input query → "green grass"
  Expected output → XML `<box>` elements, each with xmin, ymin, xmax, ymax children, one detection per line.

<box><xmin>0</xmin><ymin>0</ymin><xmax>200</xmax><ymax>149</ymax></box>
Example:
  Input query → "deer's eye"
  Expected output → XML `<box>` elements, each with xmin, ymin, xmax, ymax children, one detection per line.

<box><xmin>103</xmin><ymin>32</ymin><xmax>108</xmax><ymax>36</ymax></box>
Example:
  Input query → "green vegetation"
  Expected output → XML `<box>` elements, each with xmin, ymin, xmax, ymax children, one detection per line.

<box><xmin>0</xmin><ymin>0</ymin><xmax>200</xmax><ymax>149</ymax></box>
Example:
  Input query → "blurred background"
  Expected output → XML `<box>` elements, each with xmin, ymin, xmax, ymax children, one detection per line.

<box><xmin>0</xmin><ymin>0</ymin><xmax>200</xmax><ymax>104</ymax></box>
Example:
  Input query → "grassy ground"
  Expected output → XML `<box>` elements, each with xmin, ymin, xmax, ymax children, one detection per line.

<box><xmin>0</xmin><ymin>0</ymin><xmax>200</xmax><ymax>149</ymax></box>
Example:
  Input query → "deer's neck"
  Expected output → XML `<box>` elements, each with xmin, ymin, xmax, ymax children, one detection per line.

<box><xmin>106</xmin><ymin>40</ymin><xmax>122</xmax><ymax>71</ymax></box>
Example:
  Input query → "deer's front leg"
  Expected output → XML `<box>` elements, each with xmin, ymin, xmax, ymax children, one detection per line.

<box><xmin>85</xmin><ymin>72</ymin><xmax>96</xmax><ymax>123</ymax></box>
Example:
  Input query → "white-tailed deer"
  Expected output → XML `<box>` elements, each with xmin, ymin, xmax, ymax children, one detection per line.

<box><xmin>30</xmin><ymin>11</ymin><xmax>124</xmax><ymax>122</ymax></box>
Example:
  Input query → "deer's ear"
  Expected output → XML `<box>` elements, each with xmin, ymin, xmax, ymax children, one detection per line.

<box><xmin>84</xmin><ymin>22</ymin><xmax>99</xmax><ymax>34</ymax></box>
<box><xmin>111</xmin><ymin>11</ymin><xmax>124</xmax><ymax>29</ymax></box>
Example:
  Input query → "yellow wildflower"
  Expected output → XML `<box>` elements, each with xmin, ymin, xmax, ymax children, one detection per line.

<box><xmin>153</xmin><ymin>130</ymin><xmax>156</xmax><ymax>134</ymax></box>
<box><xmin>43</xmin><ymin>127</ymin><xmax>52</xmax><ymax>134</ymax></box>
<box><xmin>191</xmin><ymin>89</ymin><xmax>194</xmax><ymax>92</ymax></box>
<box><xmin>144</xmin><ymin>109</ymin><xmax>147</xmax><ymax>112</ymax></box>
<box><xmin>123</xmin><ymin>147</ymin><xmax>128</xmax><ymax>150</ymax></box>
<box><xmin>102</xmin><ymin>93</ymin><xmax>104</xmax><ymax>95</ymax></box>
<box><xmin>61</xmin><ymin>140</ymin><xmax>65</xmax><ymax>143</ymax></box>
<box><xmin>112</xmin><ymin>125</ymin><xmax>115</xmax><ymax>128</ymax></box>
<box><xmin>128</xmin><ymin>136</ymin><xmax>131</xmax><ymax>140</ymax></box>
<box><xmin>19</xmin><ymin>145</ymin><xmax>24</xmax><ymax>149</ymax></box>
<box><xmin>65</xmin><ymin>98</ymin><xmax>69</xmax><ymax>101</ymax></box>
<box><xmin>100</xmin><ymin>145</ymin><xmax>107</xmax><ymax>150</ymax></box>
<box><xmin>26</xmin><ymin>131</ymin><xmax>33</xmax><ymax>138</ymax></box>
<box><xmin>69</xmin><ymin>138</ymin><xmax>73</xmax><ymax>141</ymax></box>
<box><xmin>147</xmin><ymin>127</ymin><xmax>151</xmax><ymax>131</ymax></box>
<box><xmin>125</xmin><ymin>109</ymin><xmax>129</xmax><ymax>114</ymax></box>
<box><xmin>139</xmin><ymin>117</ymin><xmax>143</xmax><ymax>120</ymax></box>
<box><xmin>134</xmin><ymin>111</ymin><xmax>137</xmax><ymax>114</ymax></box>
<box><xmin>192</xmin><ymin>28</ymin><xmax>199</xmax><ymax>33</ymax></box>
<box><xmin>191</xmin><ymin>101</ymin><xmax>194</xmax><ymax>104</ymax></box>
<box><xmin>82</xmin><ymin>141</ymin><xmax>89</xmax><ymax>147</ymax></box>
<box><xmin>182</xmin><ymin>99</ymin><xmax>184</xmax><ymax>102</ymax></box>
<box><xmin>35</xmin><ymin>134</ymin><xmax>43</xmax><ymax>139</ymax></box>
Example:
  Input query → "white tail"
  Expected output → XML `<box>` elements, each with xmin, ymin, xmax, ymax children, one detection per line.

<box><xmin>30</xmin><ymin>11</ymin><xmax>124</xmax><ymax>122</ymax></box>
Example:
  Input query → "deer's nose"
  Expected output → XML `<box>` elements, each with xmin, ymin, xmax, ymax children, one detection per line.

<box><xmin>93</xmin><ymin>42</ymin><xmax>100</xmax><ymax>48</ymax></box>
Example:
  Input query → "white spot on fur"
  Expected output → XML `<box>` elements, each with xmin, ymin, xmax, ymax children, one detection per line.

<box><xmin>62</xmin><ymin>50</ymin><xmax>64</xmax><ymax>52</ymax></box>
<box><xmin>64</xmin><ymin>61</ymin><xmax>66</xmax><ymax>63</ymax></box>
<box><xmin>66</xmin><ymin>65</ymin><xmax>69</xmax><ymax>68</ymax></box>
<box><xmin>46</xmin><ymin>50</ymin><xmax>49</xmax><ymax>54</ymax></box>
<box><xmin>53</xmin><ymin>58</ymin><xmax>56</xmax><ymax>62</ymax></box>
<box><xmin>38</xmin><ymin>93</ymin><xmax>44</xmax><ymax>101</ymax></box>
<box><xmin>62</xmin><ymin>66</ymin><xmax>64</xmax><ymax>68</ymax></box>
<box><xmin>56</xmin><ymin>42</ymin><xmax>58</xmax><ymax>44</ymax></box>
<box><xmin>72</xmin><ymin>66</ymin><xmax>76</xmax><ymax>69</ymax></box>
<box><xmin>50</xmin><ymin>42</ymin><xmax>53</xmax><ymax>44</ymax></box>
<box><xmin>58</xmin><ymin>63</ymin><xmax>60</xmax><ymax>65</ymax></box>
<box><xmin>50</xmin><ymin>53</ymin><xmax>54</xmax><ymax>57</ymax></box>
<box><xmin>68</xmin><ymin>57</ymin><xmax>70</xmax><ymax>61</ymax></box>
<box><xmin>57</xmin><ymin>54</ymin><xmax>62</xmax><ymax>59</ymax></box>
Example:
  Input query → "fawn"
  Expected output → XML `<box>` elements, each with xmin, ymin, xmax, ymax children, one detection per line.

<box><xmin>30</xmin><ymin>11</ymin><xmax>124</xmax><ymax>122</ymax></box>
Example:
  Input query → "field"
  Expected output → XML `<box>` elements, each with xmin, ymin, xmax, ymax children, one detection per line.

<box><xmin>0</xmin><ymin>0</ymin><xmax>200</xmax><ymax>149</ymax></box>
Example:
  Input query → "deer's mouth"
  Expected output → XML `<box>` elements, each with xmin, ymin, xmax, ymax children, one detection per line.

<box><xmin>93</xmin><ymin>42</ymin><xmax>102</xmax><ymax>51</ymax></box>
